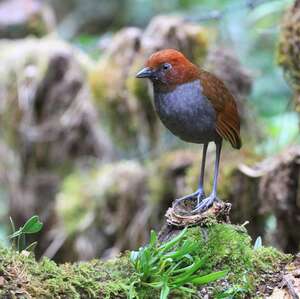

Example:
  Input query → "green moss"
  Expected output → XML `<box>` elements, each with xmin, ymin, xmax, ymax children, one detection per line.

<box><xmin>253</xmin><ymin>246</ymin><xmax>288</xmax><ymax>273</ymax></box>
<box><xmin>89</xmin><ymin>60</ymin><xmax>143</xmax><ymax>149</ymax></box>
<box><xmin>56</xmin><ymin>169</ymin><xmax>100</xmax><ymax>235</ymax></box>
<box><xmin>190</xmin><ymin>28</ymin><xmax>210</xmax><ymax>65</ymax></box>
<box><xmin>0</xmin><ymin>223</ymin><xmax>291</xmax><ymax>298</ymax></box>
<box><xmin>57</xmin><ymin>161</ymin><xmax>147</xmax><ymax>235</ymax></box>
<box><xmin>0</xmin><ymin>247</ymin><xmax>133</xmax><ymax>299</ymax></box>
<box><xmin>179</xmin><ymin>224</ymin><xmax>291</xmax><ymax>297</ymax></box>
<box><xmin>28</xmin><ymin>14</ymin><xmax>50</xmax><ymax>38</ymax></box>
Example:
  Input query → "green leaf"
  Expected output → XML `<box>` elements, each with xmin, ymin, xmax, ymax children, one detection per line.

<box><xmin>164</xmin><ymin>241</ymin><xmax>198</xmax><ymax>259</ymax></box>
<box><xmin>149</xmin><ymin>230</ymin><xmax>158</xmax><ymax>246</ymax></box>
<box><xmin>173</xmin><ymin>255</ymin><xmax>208</xmax><ymax>275</ymax></box>
<box><xmin>178</xmin><ymin>286</ymin><xmax>195</xmax><ymax>293</ymax></box>
<box><xmin>146</xmin><ymin>281</ymin><xmax>164</xmax><ymax>288</ymax></box>
<box><xmin>22</xmin><ymin>216</ymin><xmax>43</xmax><ymax>234</ymax></box>
<box><xmin>190</xmin><ymin>270</ymin><xmax>228</xmax><ymax>285</ymax></box>
<box><xmin>173</xmin><ymin>257</ymin><xmax>209</xmax><ymax>286</ymax></box>
<box><xmin>159</xmin><ymin>228</ymin><xmax>187</xmax><ymax>252</ymax></box>
<box><xmin>128</xmin><ymin>281</ymin><xmax>137</xmax><ymax>299</ymax></box>
<box><xmin>160</xmin><ymin>283</ymin><xmax>170</xmax><ymax>299</ymax></box>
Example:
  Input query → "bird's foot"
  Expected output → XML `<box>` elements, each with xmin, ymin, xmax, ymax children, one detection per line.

<box><xmin>173</xmin><ymin>189</ymin><xmax>206</xmax><ymax>211</ymax></box>
<box><xmin>191</xmin><ymin>194</ymin><xmax>219</xmax><ymax>214</ymax></box>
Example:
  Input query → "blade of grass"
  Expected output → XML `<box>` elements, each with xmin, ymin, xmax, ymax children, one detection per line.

<box><xmin>164</xmin><ymin>241</ymin><xmax>198</xmax><ymax>259</ymax></box>
<box><xmin>149</xmin><ymin>230</ymin><xmax>158</xmax><ymax>246</ymax></box>
<box><xmin>160</xmin><ymin>283</ymin><xmax>170</xmax><ymax>299</ymax></box>
<box><xmin>190</xmin><ymin>270</ymin><xmax>228</xmax><ymax>285</ymax></box>
<box><xmin>172</xmin><ymin>255</ymin><xmax>208</xmax><ymax>276</ymax></box>
<box><xmin>173</xmin><ymin>257</ymin><xmax>209</xmax><ymax>286</ymax></box>
<box><xmin>158</xmin><ymin>228</ymin><xmax>187</xmax><ymax>252</ymax></box>
<box><xmin>24</xmin><ymin>241</ymin><xmax>38</xmax><ymax>253</ymax></box>
<box><xmin>8</xmin><ymin>229</ymin><xmax>23</xmax><ymax>239</ymax></box>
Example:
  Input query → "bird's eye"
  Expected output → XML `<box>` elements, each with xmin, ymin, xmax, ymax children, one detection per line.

<box><xmin>162</xmin><ymin>63</ymin><xmax>172</xmax><ymax>70</ymax></box>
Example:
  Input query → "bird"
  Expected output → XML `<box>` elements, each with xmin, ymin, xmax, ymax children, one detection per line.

<box><xmin>136</xmin><ymin>49</ymin><xmax>241</xmax><ymax>213</ymax></box>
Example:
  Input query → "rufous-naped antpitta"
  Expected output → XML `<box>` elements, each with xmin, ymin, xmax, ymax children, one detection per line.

<box><xmin>136</xmin><ymin>49</ymin><xmax>241</xmax><ymax>213</ymax></box>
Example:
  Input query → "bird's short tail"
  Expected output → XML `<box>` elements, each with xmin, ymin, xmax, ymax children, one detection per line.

<box><xmin>216</xmin><ymin>116</ymin><xmax>242</xmax><ymax>150</ymax></box>
<box><xmin>233</xmin><ymin>135</ymin><xmax>242</xmax><ymax>149</ymax></box>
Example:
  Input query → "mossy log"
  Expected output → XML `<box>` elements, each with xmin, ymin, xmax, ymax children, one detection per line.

<box><xmin>0</xmin><ymin>222</ymin><xmax>295</xmax><ymax>299</ymax></box>
<box><xmin>278</xmin><ymin>0</ymin><xmax>300</xmax><ymax>114</ymax></box>
<box><xmin>259</xmin><ymin>146</ymin><xmax>300</xmax><ymax>253</ymax></box>
<box><xmin>0</xmin><ymin>38</ymin><xmax>113</xmax><ymax>258</ymax></box>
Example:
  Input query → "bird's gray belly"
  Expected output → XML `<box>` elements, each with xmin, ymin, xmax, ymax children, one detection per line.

<box><xmin>154</xmin><ymin>80</ymin><xmax>217</xmax><ymax>144</ymax></box>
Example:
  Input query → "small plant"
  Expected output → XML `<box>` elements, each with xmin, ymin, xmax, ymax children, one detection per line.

<box><xmin>129</xmin><ymin>228</ymin><xmax>228</xmax><ymax>299</ymax></box>
<box><xmin>9</xmin><ymin>215</ymin><xmax>43</xmax><ymax>252</ymax></box>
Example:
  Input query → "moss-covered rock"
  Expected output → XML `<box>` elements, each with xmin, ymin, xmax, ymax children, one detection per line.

<box><xmin>0</xmin><ymin>247</ymin><xmax>133</xmax><ymax>299</ymax></box>
<box><xmin>0</xmin><ymin>37</ymin><xmax>112</xmax><ymax>258</ymax></box>
<box><xmin>0</xmin><ymin>223</ymin><xmax>291</xmax><ymax>298</ymax></box>
<box><xmin>0</xmin><ymin>37</ymin><xmax>108</xmax><ymax>167</ymax></box>
<box><xmin>184</xmin><ymin>224</ymin><xmax>290</xmax><ymax>298</ymax></box>
<box><xmin>277</xmin><ymin>0</ymin><xmax>300</xmax><ymax>112</ymax></box>
<box><xmin>89</xmin><ymin>27</ymin><xmax>144</xmax><ymax>151</ymax></box>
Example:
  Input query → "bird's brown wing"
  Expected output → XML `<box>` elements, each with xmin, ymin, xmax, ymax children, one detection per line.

<box><xmin>198</xmin><ymin>70</ymin><xmax>242</xmax><ymax>149</ymax></box>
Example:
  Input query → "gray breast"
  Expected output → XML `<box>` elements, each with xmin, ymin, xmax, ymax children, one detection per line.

<box><xmin>154</xmin><ymin>80</ymin><xmax>217</xmax><ymax>144</ymax></box>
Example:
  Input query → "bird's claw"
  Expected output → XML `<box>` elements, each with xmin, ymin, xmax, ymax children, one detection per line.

<box><xmin>173</xmin><ymin>189</ymin><xmax>206</xmax><ymax>210</ymax></box>
<box><xmin>196</xmin><ymin>191</ymin><xmax>206</xmax><ymax>206</ymax></box>
<box><xmin>191</xmin><ymin>195</ymin><xmax>219</xmax><ymax>214</ymax></box>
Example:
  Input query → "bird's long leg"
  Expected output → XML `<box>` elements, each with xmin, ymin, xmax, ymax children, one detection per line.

<box><xmin>192</xmin><ymin>140</ymin><xmax>222</xmax><ymax>213</ymax></box>
<box><xmin>173</xmin><ymin>143</ymin><xmax>208</xmax><ymax>209</ymax></box>
<box><xmin>196</xmin><ymin>142</ymin><xmax>208</xmax><ymax>205</ymax></box>
<box><xmin>211</xmin><ymin>140</ymin><xmax>222</xmax><ymax>198</ymax></box>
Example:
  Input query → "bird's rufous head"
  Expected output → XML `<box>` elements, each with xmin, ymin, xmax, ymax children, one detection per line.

<box><xmin>136</xmin><ymin>49</ymin><xmax>199</xmax><ymax>88</ymax></box>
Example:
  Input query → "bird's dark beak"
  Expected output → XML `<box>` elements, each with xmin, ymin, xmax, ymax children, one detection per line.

<box><xmin>136</xmin><ymin>67</ymin><xmax>153</xmax><ymax>78</ymax></box>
